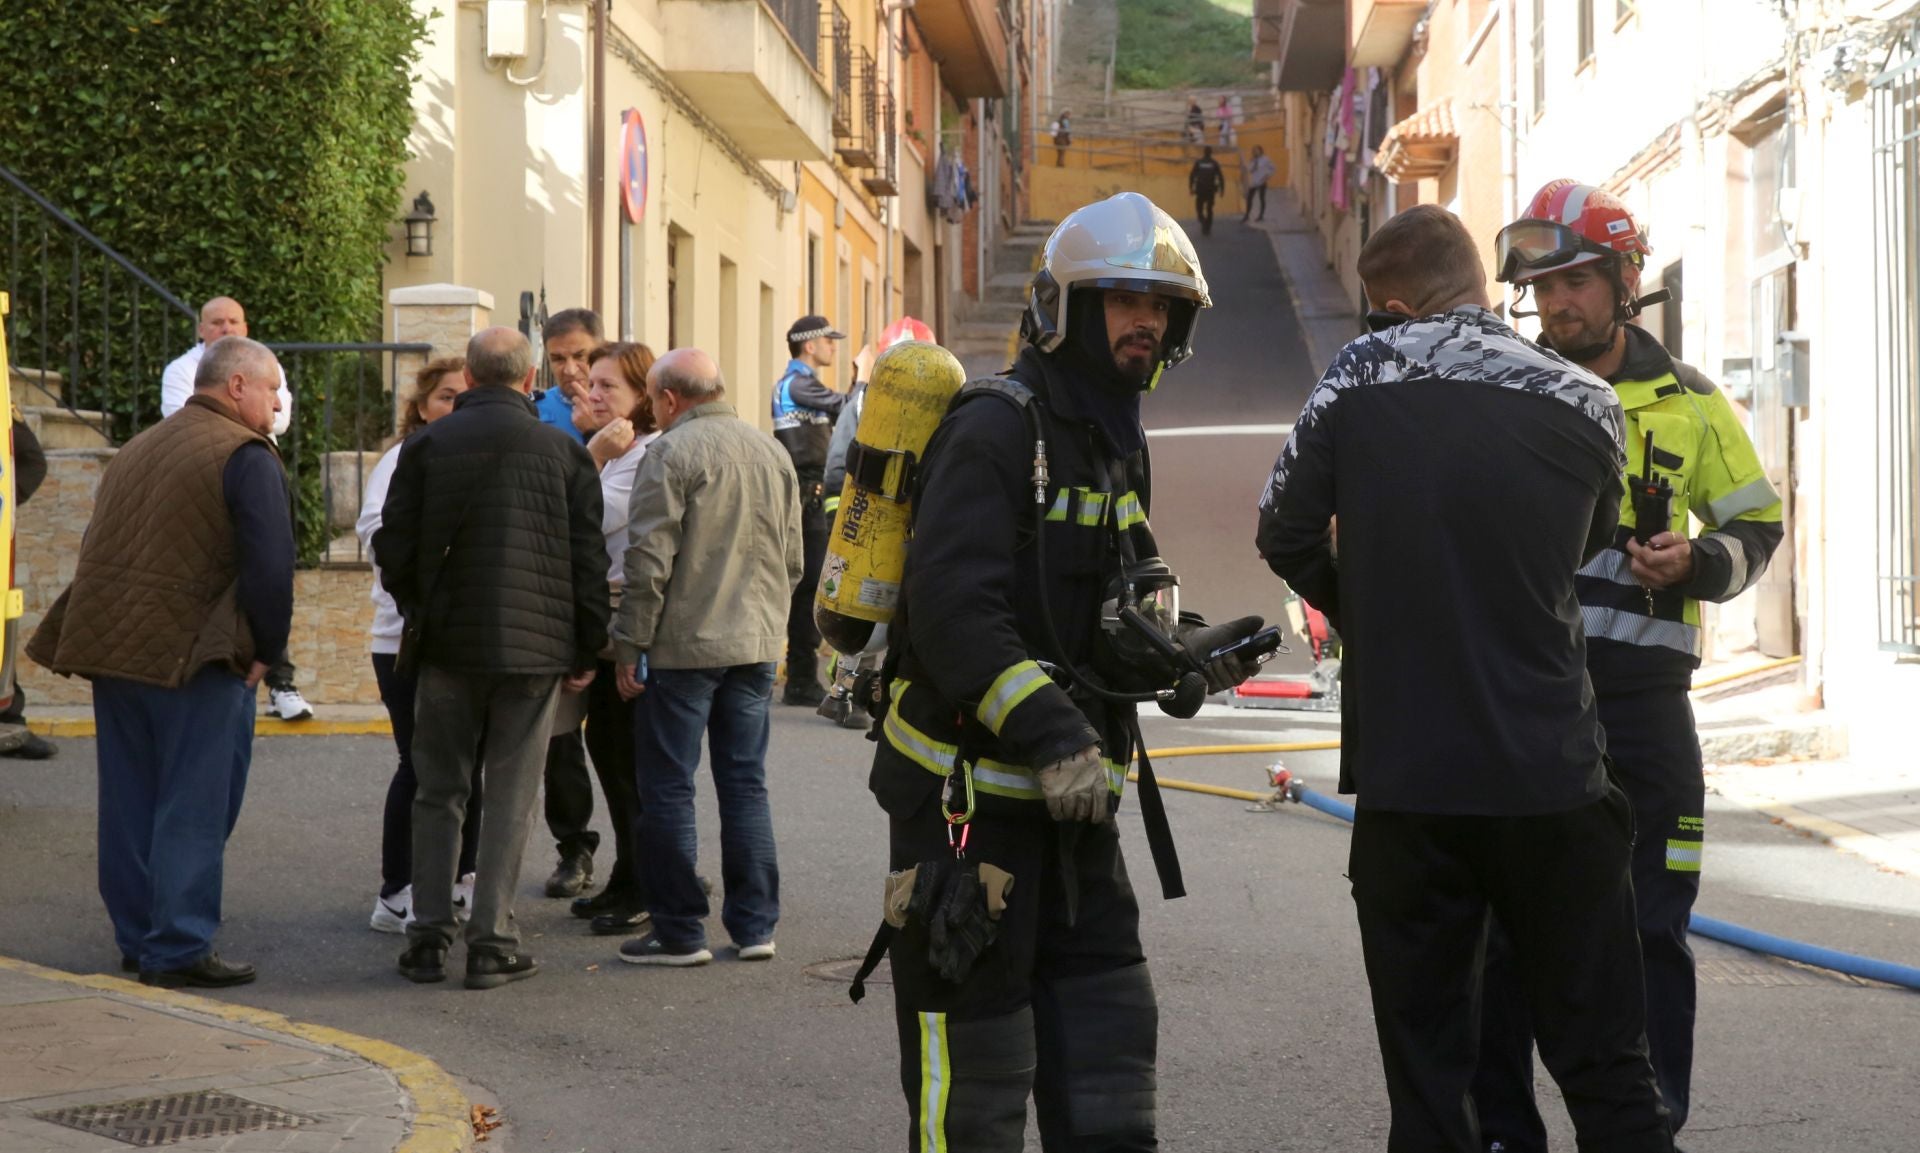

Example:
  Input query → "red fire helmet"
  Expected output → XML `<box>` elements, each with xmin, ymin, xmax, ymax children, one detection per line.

<box><xmin>1494</xmin><ymin>179</ymin><xmax>1650</xmax><ymax>285</ymax></box>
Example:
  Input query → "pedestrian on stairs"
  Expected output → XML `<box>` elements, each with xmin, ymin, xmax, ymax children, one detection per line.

<box><xmin>1243</xmin><ymin>145</ymin><xmax>1275</xmax><ymax>223</ymax></box>
<box><xmin>1189</xmin><ymin>147</ymin><xmax>1225</xmax><ymax>237</ymax></box>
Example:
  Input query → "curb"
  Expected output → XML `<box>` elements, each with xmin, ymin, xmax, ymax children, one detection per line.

<box><xmin>0</xmin><ymin>954</ymin><xmax>472</xmax><ymax>1153</ymax></box>
<box><xmin>1701</xmin><ymin>776</ymin><xmax>1920</xmax><ymax>880</ymax></box>
<box><xmin>28</xmin><ymin>717</ymin><xmax>395</xmax><ymax>738</ymax></box>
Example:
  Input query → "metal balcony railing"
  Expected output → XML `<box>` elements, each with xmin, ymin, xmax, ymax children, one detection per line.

<box><xmin>827</xmin><ymin>2</ymin><xmax>853</xmax><ymax>138</ymax></box>
<box><xmin>836</xmin><ymin>49</ymin><xmax>879</xmax><ymax>168</ymax></box>
<box><xmin>862</xmin><ymin>85</ymin><xmax>899</xmax><ymax>197</ymax></box>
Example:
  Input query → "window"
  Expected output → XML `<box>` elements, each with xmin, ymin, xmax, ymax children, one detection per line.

<box><xmin>1531</xmin><ymin>0</ymin><xmax>1547</xmax><ymax>117</ymax></box>
<box><xmin>666</xmin><ymin>229</ymin><xmax>681</xmax><ymax>352</ymax></box>
<box><xmin>806</xmin><ymin>234</ymin><xmax>822</xmax><ymax>315</ymax></box>
<box><xmin>1870</xmin><ymin>60</ymin><xmax>1920</xmax><ymax>650</ymax></box>
<box><xmin>1577</xmin><ymin>0</ymin><xmax>1594</xmax><ymax>66</ymax></box>
<box><xmin>1616</xmin><ymin>0</ymin><xmax>1636</xmax><ymax>25</ymax></box>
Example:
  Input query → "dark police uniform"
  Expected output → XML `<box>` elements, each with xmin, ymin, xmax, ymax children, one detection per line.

<box><xmin>1475</xmin><ymin>325</ymin><xmax>1783</xmax><ymax>1149</ymax></box>
<box><xmin>871</xmin><ymin>345</ymin><xmax>1161</xmax><ymax>1153</ymax></box>
<box><xmin>772</xmin><ymin>357</ymin><xmax>847</xmax><ymax>697</ymax></box>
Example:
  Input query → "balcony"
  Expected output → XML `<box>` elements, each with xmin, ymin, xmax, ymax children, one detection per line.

<box><xmin>1258</xmin><ymin>0</ymin><xmax>1344</xmax><ymax>91</ymax></box>
<box><xmin>1351</xmin><ymin>0</ymin><xmax>1427</xmax><ymax>68</ymax></box>
<box><xmin>862</xmin><ymin>84</ymin><xmax>899</xmax><ymax>197</ymax></box>
<box><xmin>827</xmin><ymin>2</ymin><xmax>853</xmax><ymax>139</ymax></box>
<box><xmin>915</xmin><ymin>0</ymin><xmax>1007</xmax><ymax>99</ymax></box>
<box><xmin>836</xmin><ymin>49</ymin><xmax>879</xmax><ymax>168</ymax></box>
<box><xmin>658</xmin><ymin>0</ymin><xmax>834</xmax><ymax>161</ymax></box>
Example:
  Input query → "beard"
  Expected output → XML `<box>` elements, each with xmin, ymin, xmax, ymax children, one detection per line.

<box><xmin>1542</xmin><ymin>312</ymin><xmax>1615</xmax><ymax>361</ymax></box>
<box><xmin>1111</xmin><ymin>332</ymin><xmax>1162</xmax><ymax>383</ymax></box>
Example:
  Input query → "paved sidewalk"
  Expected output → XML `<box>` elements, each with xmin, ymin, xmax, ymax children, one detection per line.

<box><xmin>0</xmin><ymin>956</ymin><xmax>470</xmax><ymax>1152</ymax></box>
<box><xmin>1250</xmin><ymin>190</ymin><xmax>1360</xmax><ymax>374</ymax></box>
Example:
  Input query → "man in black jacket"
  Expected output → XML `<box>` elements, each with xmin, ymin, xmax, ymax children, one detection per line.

<box><xmin>1256</xmin><ymin>205</ymin><xmax>1672</xmax><ymax>1152</ymax></box>
<box><xmin>870</xmin><ymin>193</ymin><xmax>1264</xmax><ymax>1151</ymax></box>
<box><xmin>771</xmin><ymin>315</ymin><xmax>849</xmax><ymax>706</ymax></box>
<box><xmin>375</xmin><ymin>327</ymin><xmax>609</xmax><ymax>991</ymax></box>
<box><xmin>1188</xmin><ymin>147</ymin><xmax>1225</xmax><ymax>237</ymax></box>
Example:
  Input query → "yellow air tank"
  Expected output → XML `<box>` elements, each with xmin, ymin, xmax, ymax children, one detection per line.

<box><xmin>814</xmin><ymin>340</ymin><xmax>966</xmax><ymax>655</ymax></box>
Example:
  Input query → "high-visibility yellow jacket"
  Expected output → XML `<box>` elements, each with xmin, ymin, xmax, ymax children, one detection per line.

<box><xmin>1575</xmin><ymin>327</ymin><xmax>1784</xmax><ymax>691</ymax></box>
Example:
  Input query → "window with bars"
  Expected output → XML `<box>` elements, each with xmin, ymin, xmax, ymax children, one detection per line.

<box><xmin>1872</xmin><ymin>51</ymin><xmax>1920</xmax><ymax>652</ymax></box>
<box><xmin>1577</xmin><ymin>0</ymin><xmax>1594</xmax><ymax>65</ymax></box>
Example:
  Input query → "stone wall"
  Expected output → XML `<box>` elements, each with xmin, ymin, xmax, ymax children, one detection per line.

<box><xmin>16</xmin><ymin>450</ymin><xmax>382</xmax><ymax>707</ymax></box>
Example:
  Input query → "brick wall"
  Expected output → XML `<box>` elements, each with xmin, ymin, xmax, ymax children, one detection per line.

<box><xmin>16</xmin><ymin>449</ymin><xmax>382</xmax><ymax>707</ymax></box>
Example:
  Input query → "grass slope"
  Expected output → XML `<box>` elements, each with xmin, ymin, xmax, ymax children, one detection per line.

<box><xmin>1114</xmin><ymin>0</ymin><xmax>1267</xmax><ymax>91</ymax></box>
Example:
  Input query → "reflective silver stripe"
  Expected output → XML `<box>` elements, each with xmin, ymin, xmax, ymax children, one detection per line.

<box><xmin>1580</xmin><ymin>605</ymin><xmax>1700</xmax><ymax>655</ymax></box>
<box><xmin>1115</xmin><ymin>492</ymin><xmax>1145</xmax><ymax>529</ymax></box>
<box><xmin>972</xmin><ymin>765</ymin><xmax>1043</xmax><ymax>799</ymax></box>
<box><xmin>1577</xmin><ymin>549</ymin><xmax>1639</xmax><ymax>587</ymax></box>
<box><xmin>1703</xmin><ymin>531</ymin><xmax>1750</xmax><ymax>593</ymax></box>
<box><xmin>978</xmin><ymin>661</ymin><xmax>1049</xmax><ymax>735</ymax></box>
<box><xmin>1076</xmin><ymin>490</ymin><xmax>1109</xmax><ymax>526</ymax></box>
<box><xmin>1045</xmin><ymin>490</ymin><xmax>1070</xmax><ymax>522</ymax></box>
<box><xmin>884</xmin><ymin>709</ymin><xmax>959</xmax><ymax>775</ymax></box>
<box><xmin>920</xmin><ymin>1012</ymin><xmax>949</xmax><ymax>1152</ymax></box>
<box><xmin>1705</xmin><ymin>476</ymin><xmax>1779</xmax><ymax>525</ymax></box>
<box><xmin>1106</xmin><ymin>763</ymin><xmax>1128</xmax><ymax>796</ymax></box>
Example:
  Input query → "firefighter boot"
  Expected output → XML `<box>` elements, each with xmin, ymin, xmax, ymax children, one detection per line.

<box><xmin>1032</xmin><ymin>964</ymin><xmax>1159</xmax><ymax>1151</ymax></box>
<box><xmin>896</xmin><ymin>1005</ymin><xmax>1036</xmax><ymax>1153</ymax></box>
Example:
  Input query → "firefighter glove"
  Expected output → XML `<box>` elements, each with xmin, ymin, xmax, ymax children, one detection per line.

<box><xmin>1178</xmin><ymin>614</ymin><xmax>1267</xmax><ymax>693</ymax></box>
<box><xmin>1038</xmin><ymin>744</ymin><xmax>1112</xmax><ymax>825</ymax></box>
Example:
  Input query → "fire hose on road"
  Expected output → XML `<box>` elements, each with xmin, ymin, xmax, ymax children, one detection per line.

<box><xmin>1130</xmin><ymin>734</ymin><xmax>1920</xmax><ymax>993</ymax></box>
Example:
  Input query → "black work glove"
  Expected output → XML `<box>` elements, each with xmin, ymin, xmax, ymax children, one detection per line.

<box><xmin>906</xmin><ymin>859</ymin><xmax>1000</xmax><ymax>984</ymax></box>
<box><xmin>1177</xmin><ymin>614</ymin><xmax>1267</xmax><ymax>693</ymax></box>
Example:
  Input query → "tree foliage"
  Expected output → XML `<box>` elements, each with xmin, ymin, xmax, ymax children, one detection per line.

<box><xmin>0</xmin><ymin>0</ymin><xmax>426</xmax><ymax>560</ymax></box>
<box><xmin>1114</xmin><ymin>0</ymin><xmax>1267</xmax><ymax>91</ymax></box>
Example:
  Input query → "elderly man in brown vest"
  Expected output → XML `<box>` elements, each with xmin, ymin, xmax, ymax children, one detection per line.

<box><xmin>30</xmin><ymin>336</ymin><xmax>293</xmax><ymax>989</ymax></box>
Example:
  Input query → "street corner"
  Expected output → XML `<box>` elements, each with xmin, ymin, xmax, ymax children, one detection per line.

<box><xmin>0</xmin><ymin>953</ymin><xmax>473</xmax><ymax>1153</ymax></box>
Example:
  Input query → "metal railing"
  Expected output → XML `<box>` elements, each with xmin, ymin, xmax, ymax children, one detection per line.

<box><xmin>1873</xmin><ymin>48</ymin><xmax>1920</xmax><ymax>653</ymax></box>
<box><xmin>765</xmin><ymin>0</ymin><xmax>820</xmax><ymax>71</ymax></box>
<box><xmin>1</xmin><ymin>163</ymin><xmax>198</xmax><ymax>442</ymax></box>
<box><xmin>836</xmin><ymin>48</ymin><xmax>879</xmax><ymax>168</ymax></box>
<box><xmin>827</xmin><ymin>2</ymin><xmax>853</xmax><ymax>138</ymax></box>
<box><xmin>862</xmin><ymin>85</ymin><xmax>899</xmax><ymax>196</ymax></box>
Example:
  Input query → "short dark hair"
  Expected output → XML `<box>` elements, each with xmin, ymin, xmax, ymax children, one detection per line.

<box><xmin>1357</xmin><ymin>204</ymin><xmax>1487</xmax><ymax>317</ymax></box>
<box><xmin>787</xmin><ymin>337</ymin><xmax>806</xmax><ymax>359</ymax></box>
<box><xmin>1201</xmin><ymin>146</ymin><xmax>1213</xmax><ymax>159</ymax></box>
<box><xmin>543</xmin><ymin>308</ymin><xmax>602</xmax><ymax>344</ymax></box>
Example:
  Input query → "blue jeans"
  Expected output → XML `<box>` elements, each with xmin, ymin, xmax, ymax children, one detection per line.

<box><xmin>94</xmin><ymin>666</ymin><xmax>255</xmax><ymax>972</ymax></box>
<box><xmin>634</xmin><ymin>663</ymin><xmax>780</xmax><ymax>950</ymax></box>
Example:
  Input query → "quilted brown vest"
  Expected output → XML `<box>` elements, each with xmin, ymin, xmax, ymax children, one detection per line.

<box><xmin>28</xmin><ymin>396</ymin><xmax>276</xmax><ymax>688</ymax></box>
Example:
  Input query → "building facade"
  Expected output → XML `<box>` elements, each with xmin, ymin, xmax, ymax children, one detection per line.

<box><xmin>1262</xmin><ymin>0</ymin><xmax>1920</xmax><ymax>757</ymax></box>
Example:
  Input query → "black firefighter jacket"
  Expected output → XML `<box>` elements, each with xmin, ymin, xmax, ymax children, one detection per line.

<box><xmin>870</xmin><ymin>348</ymin><xmax>1159</xmax><ymax>823</ymax></box>
<box><xmin>374</xmin><ymin>386</ymin><xmax>609</xmax><ymax>676</ymax></box>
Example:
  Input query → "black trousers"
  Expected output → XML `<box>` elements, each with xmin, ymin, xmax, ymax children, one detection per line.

<box><xmin>1475</xmin><ymin>691</ymin><xmax>1705</xmax><ymax>1147</ymax></box>
<box><xmin>583</xmin><ymin>658</ymin><xmax>647</xmax><ymax>901</ymax></box>
<box><xmin>372</xmin><ymin>653</ymin><xmax>482</xmax><ymax>897</ymax></box>
<box><xmin>888</xmin><ymin>795</ymin><xmax>1157</xmax><ymax>1151</ymax></box>
<box><xmin>1193</xmin><ymin>195</ymin><xmax>1216</xmax><ymax>235</ymax></box>
<box><xmin>1350</xmin><ymin>790</ymin><xmax>1672</xmax><ymax>1153</ymax></box>
<box><xmin>786</xmin><ymin>501</ymin><xmax>829</xmax><ymax>691</ymax></box>
<box><xmin>1242</xmin><ymin>185</ymin><xmax>1266</xmax><ymax>220</ymax></box>
<box><xmin>544</xmin><ymin>727</ymin><xmax>599</xmax><ymax>859</ymax></box>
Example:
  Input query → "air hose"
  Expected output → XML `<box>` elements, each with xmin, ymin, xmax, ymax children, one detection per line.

<box><xmin>1130</xmin><ymin>750</ymin><xmax>1920</xmax><ymax>993</ymax></box>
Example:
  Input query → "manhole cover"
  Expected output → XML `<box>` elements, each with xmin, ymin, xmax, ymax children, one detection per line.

<box><xmin>1696</xmin><ymin>955</ymin><xmax>1871</xmax><ymax>988</ymax></box>
<box><xmin>806</xmin><ymin>956</ymin><xmax>891</xmax><ymax>986</ymax></box>
<box><xmin>35</xmin><ymin>1090</ymin><xmax>315</xmax><ymax>1147</ymax></box>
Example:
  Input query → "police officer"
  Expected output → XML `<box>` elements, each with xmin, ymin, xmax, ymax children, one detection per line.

<box><xmin>772</xmin><ymin>316</ymin><xmax>850</xmax><ymax>707</ymax></box>
<box><xmin>1475</xmin><ymin>181</ymin><xmax>1785</xmax><ymax>1149</ymax></box>
<box><xmin>865</xmin><ymin>193</ymin><xmax>1265</xmax><ymax>1151</ymax></box>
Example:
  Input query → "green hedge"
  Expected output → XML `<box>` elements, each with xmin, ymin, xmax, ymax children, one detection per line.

<box><xmin>0</xmin><ymin>0</ymin><xmax>426</xmax><ymax>561</ymax></box>
<box><xmin>1114</xmin><ymin>0</ymin><xmax>1267</xmax><ymax>91</ymax></box>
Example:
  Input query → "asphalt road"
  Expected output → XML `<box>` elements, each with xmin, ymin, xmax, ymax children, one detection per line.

<box><xmin>5</xmin><ymin>228</ymin><xmax>1917</xmax><ymax>1152</ymax></box>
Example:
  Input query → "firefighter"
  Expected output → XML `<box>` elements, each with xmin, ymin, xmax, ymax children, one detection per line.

<box><xmin>1476</xmin><ymin>180</ymin><xmax>1785</xmax><ymax>1149</ymax></box>
<box><xmin>862</xmin><ymin>192</ymin><xmax>1266</xmax><ymax>1151</ymax></box>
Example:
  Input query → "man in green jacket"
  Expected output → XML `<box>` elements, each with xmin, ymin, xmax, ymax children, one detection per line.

<box><xmin>611</xmin><ymin>348</ymin><xmax>804</xmax><ymax>967</ymax></box>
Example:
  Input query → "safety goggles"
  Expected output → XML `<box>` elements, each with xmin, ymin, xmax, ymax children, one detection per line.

<box><xmin>1492</xmin><ymin>219</ymin><xmax>1615</xmax><ymax>284</ymax></box>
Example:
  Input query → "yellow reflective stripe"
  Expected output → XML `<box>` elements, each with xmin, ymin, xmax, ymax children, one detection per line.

<box><xmin>1115</xmin><ymin>491</ymin><xmax>1145</xmax><ymax>529</ymax></box>
<box><xmin>1665</xmin><ymin>839</ymin><xmax>1703</xmax><ymax>872</ymax></box>
<box><xmin>823</xmin><ymin>494</ymin><xmax>841</xmax><ymax>514</ymax></box>
<box><xmin>1076</xmin><ymin>490</ymin><xmax>1109</xmax><ymax>526</ymax></box>
<box><xmin>972</xmin><ymin>764</ymin><xmax>1044</xmax><ymax>800</ymax></box>
<box><xmin>919</xmin><ymin>1012</ymin><xmax>950</xmax><ymax>1152</ymax></box>
<box><xmin>1045</xmin><ymin>490</ymin><xmax>1070</xmax><ymax>522</ymax></box>
<box><xmin>1704</xmin><ymin>476</ymin><xmax>1780</xmax><ymax>526</ymax></box>
<box><xmin>885</xmin><ymin>708</ymin><xmax>960</xmax><ymax>777</ymax></box>
<box><xmin>978</xmin><ymin>661</ymin><xmax>1049</xmax><ymax>735</ymax></box>
<box><xmin>1107</xmin><ymin>762</ymin><xmax>1128</xmax><ymax>796</ymax></box>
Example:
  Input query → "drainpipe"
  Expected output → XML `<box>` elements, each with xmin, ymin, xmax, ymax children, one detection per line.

<box><xmin>589</xmin><ymin>0</ymin><xmax>608</xmax><ymax>316</ymax></box>
<box><xmin>883</xmin><ymin>0</ymin><xmax>917</xmax><ymax>325</ymax></box>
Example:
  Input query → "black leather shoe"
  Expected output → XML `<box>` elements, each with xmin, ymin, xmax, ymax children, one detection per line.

<box><xmin>782</xmin><ymin>680</ymin><xmax>827</xmax><ymax>707</ymax></box>
<box><xmin>590</xmin><ymin>907</ymin><xmax>652</xmax><ymax>936</ymax></box>
<box><xmin>466</xmin><ymin>952</ymin><xmax>538</xmax><ymax>990</ymax></box>
<box><xmin>2</xmin><ymin>733</ymin><xmax>56</xmax><ymax>760</ymax></box>
<box><xmin>570</xmin><ymin>884</ymin><xmax>634</xmax><ymax>919</ymax></box>
<box><xmin>397</xmin><ymin>943</ymin><xmax>447</xmax><ymax>984</ymax></box>
<box><xmin>545</xmin><ymin>852</ymin><xmax>594</xmax><ymax>898</ymax></box>
<box><xmin>140</xmin><ymin>953</ymin><xmax>256</xmax><ymax>988</ymax></box>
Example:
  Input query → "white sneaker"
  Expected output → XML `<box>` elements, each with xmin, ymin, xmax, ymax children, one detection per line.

<box><xmin>267</xmin><ymin>686</ymin><xmax>314</xmax><ymax>721</ymax></box>
<box><xmin>737</xmin><ymin>941</ymin><xmax>776</xmax><ymax>961</ymax></box>
<box><xmin>370</xmin><ymin>886</ymin><xmax>413</xmax><ymax>934</ymax></box>
<box><xmin>453</xmin><ymin>873</ymin><xmax>475</xmax><ymax>923</ymax></box>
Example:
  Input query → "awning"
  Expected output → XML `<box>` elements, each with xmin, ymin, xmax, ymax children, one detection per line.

<box><xmin>1375</xmin><ymin>100</ymin><xmax>1458</xmax><ymax>182</ymax></box>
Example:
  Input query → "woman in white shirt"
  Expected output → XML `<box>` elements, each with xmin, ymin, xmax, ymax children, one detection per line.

<box><xmin>571</xmin><ymin>341</ymin><xmax>663</xmax><ymax>936</ymax></box>
<box><xmin>356</xmin><ymin>358</ymin><xmax>485</xmax><ymax>933</ymax></box>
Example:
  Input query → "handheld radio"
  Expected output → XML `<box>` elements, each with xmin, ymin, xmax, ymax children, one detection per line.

<box><xmin>1629</xmin><ymin>431</ymin><xmax>1674</xmax><ymax>546</ymax></box>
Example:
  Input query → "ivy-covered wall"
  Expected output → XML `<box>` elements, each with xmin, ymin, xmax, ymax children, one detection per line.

<box><xmin>0</xmin><ymin>0</ymin><xmax>427</xmax><ymax>559</ymax></box>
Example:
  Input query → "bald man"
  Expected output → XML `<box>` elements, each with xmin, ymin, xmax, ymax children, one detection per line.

<box><xmin>161</xmin><ymin>297</ymin><xmax>293</xmax><ymax>437</ymax></box>
<box><xmin>609</xmin><ymin>348</ymin><xmax>802</xmax><ymax>966</ymax></box>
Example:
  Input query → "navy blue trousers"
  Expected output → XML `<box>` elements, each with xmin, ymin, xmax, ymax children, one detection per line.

<box><xmin>94</xmin><ymin>666</ymin><xmax>255</xmax><ymax>972</ymax></box>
